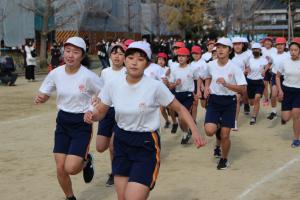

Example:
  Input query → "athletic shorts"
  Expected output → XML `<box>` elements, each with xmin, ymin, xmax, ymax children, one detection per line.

<box><xmin>205</xmin><ymin>94</ymin><xmax>237</xmax><ymax>128</ymax></box>
<box><xmin>246</xmin><ymin>79</ymin><xmax>265</xmax><ymax>99</ymax></box>
<box><xmin>54</xmin><ymin>110</ymin><xmax>92</xmax><ymax>159</ymax></box>
<box><xmin>97</xmin><ymin>107</ymin><xmax>116</xmax><ymax>138</ymax></box>
<box><xmin>264</xmin><ymin>69</ymin><xmax>272</xmax><ymax>82</ymax></box>
<box><xmin>282</xmin><ymin>86</ymin><xmax>300</xmax><ymax>111</ymax></box>
<box><xmin>113</xmin><ymin>126</ymin><xmax>160</xmax><ymax>190</ymax></box>
<box><xmin>175</xmin><ymin>91</ymin><xmax>194</xmax><ymax>112</ymax></box>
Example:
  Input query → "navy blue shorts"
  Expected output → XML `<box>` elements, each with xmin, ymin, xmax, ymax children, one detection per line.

<box><xmin>264</xmin><ymin>69</ymin><xmax>272</xmax><ymax>82</ymax></box>
<box><xmin>271</xmin><ymin>73</ymin><xmax>284</xmax><ymax>86</ymax></box>
<box><xmin>246</xmin><ymin>79</ymin><xmax>265</xmax><ymax>99</ymax></box>
<box><xmin>282</xmin><ymin>86</ymin><xmax>300</xmax><ymax>111</ymax></box>
<box><xmin>54</xmin><ymin>110</ymin><xmax>92</xmax><ymax>159</ymax></box>
<box><xmin>205</xmin><ymin>94</ymin><xmax>237</xmax><ymax>128</ymax></box>
<box><xmin>97</xmin><ymin>107</ymin><xmax>116</xmax><ymax>138</ymax></box>
<box><xmin>113</xmin><ymin>126</ymin><xmax>161</xmax><ymax>190</ymax></box>
<box><xmin>175</xmin><ymin>91</ymin><xmax>194</xmax><ymax>112</ymax></box>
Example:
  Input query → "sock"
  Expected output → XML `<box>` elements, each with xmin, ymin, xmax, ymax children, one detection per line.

<box><xmin>272</xmin><ymin>109</ymin><xmax>277</xmax><ymax>114</ymax></box>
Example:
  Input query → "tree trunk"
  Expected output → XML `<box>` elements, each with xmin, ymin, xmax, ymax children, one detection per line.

<box><xmin>39</xmin><ymin>0</ymin><xmax>51</xmax><ymax>68</ymax></box>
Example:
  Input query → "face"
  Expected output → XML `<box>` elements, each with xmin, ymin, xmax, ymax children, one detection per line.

<box><xmin>207</xmin><ymin>43</ymin><xmax>215</xmax><ymax>52</ymax></box>
<box><xmin>192</xmin><ymin>53</ymin><xmax>201</xmax><ymax>61</ymax></box>
<box><xmin>157</xmin><ymin>57</ymin><xmax>166</xmax><ymax>67</ymax></box>
<box><xmin>289</xmin><ymin>44</ymin><xmax>300</xmax><ymax>60</ymax></box>
<box><xmin>173</xmin><ymin>47</ymin><xmax>179</xmax><ymax>55</ymax></box>
<box><xmin>233</xmin><ymin>42</ymin><xmax>243</xmax><ymax>54</ymax></box>
<box><xmin>216</xmin><ymin>44</ymin><xmax>230</xmax><ymax>59</ymax></box>
<box><xmin>264</xmin><ymin>40</ymin><xmax>273</xmax><ymax>49</ymax></box>
<box><xmin>178</xmin><ymin>55</ymin><xmax>188</xmax><ymax>64</ymax></box>
<box><xmin>64</xmin><ymin>45</ymin><xmax>84</xmax><ymax>67</ymax></box>
<box><xmin>125</xmin><ymin>52</ymin><xmax>148</xmax><ymax>79</ymax></box>
<box><xmin>110</xmin><ymin>48</ymin><xmax>125</xmax><ymax>67</ymax></box>
<box><xmin>252</xmin><ymin>48</ymin><xmax>261</xmax><ymax>57</ymax></box>
<box><xmin>212</xmin><ymin>51</ymin><xmax>217</xmax><ymax>59</ymax></box>
<box><xmin>276</xmin><ymin>43</ymin><xmax>285</xmax><ymax>53</ymax></box>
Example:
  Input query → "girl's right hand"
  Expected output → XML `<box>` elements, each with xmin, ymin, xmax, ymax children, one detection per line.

<box><xmin>34</xmin><ymin>94</ymin><xmax>49</xmax><ymax>104</ymax></box>
<box><xmin>278</xmin><ymin>90</ymin><xmax>284</xmax><ymax>102</ymax></box>
<box><xmin>84</xmin><ymin>111</ymin><xmax>94</xmax><ymax>124</ymax></box>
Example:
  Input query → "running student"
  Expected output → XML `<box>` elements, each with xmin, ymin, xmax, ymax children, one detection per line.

<box><xmin>202</xmin><ymin>39</ymin><xmax>216</xmax><ymax>62</ymax></box>
<box><xmin>84</xmin><ymin>41</ymin><xmax>206</xmax><ymax>200</ymax></box>
<box><xmin>34</xmin><ymin>37</ymin><xmax>103</xmax><ymax>200</ymax></box>
<box><xmin>245</xmin><ymin>43</ymin><xmax>268</xmax><ymax>125</ymax></box>
<box><xmin>97</xmin><ymin>43</ymin><xmax>127</xmax><ymax>187</ymax></box>
<box><xmin>156</xmin><ymin>52</ymin><xmax>172</xmax><ymax>128</ymax></box>
<box><xmin>169</xmin><ymin>47</ymin><xmax>201</xmax><ymax>144</ymax></box>
<box><xmin>277</xmin><ymin>37</ymin><xmax>300</xmax><ymax>148</ymax></box>
<box><xmin>204</xmin><ymin>37</ymin><xmax>247</xmax><ymax>170</ymax></box>
<box><xmin>268</xmin><ymin>37</ymin><xmax>289</xmax><ymax>120</ymax></box>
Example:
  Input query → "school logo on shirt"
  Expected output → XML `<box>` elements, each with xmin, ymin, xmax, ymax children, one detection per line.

<box><xmin>79</xmin><ymin>84</ymin><xmax>86</xmax><ymax>93</ymax></box>
<box><xmin>139</xmin><ymin>102</ymin><xmax>146</xmax><ymax>113</ymax></box>
<box><xmin>228</xmin><ymin>73</ymin><xmax>233</xmax><ymax>80</ymax></box>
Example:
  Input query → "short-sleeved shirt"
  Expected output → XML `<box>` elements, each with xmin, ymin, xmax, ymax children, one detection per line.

<box><xmin>190</xmin><ymin>59</ymin><xmax>208</xmax><ymax>79</ymax></box>
<box><xmin>278</xmin><ymin>58</ymin><xmax>300</xmax><ymax>88</ymax></box>
<box><xmin>202</xmin><ymin>52</ymin><xmax>212</xmax><ymax>62</ymax></box>
<box><xmin>99</xmin><ymin>75</ymin><xmax>175</xmax><ymax>132</ymax></box>
<box><xmin>39</xmin><ymin>65</ymin><xmax>103</xmax><ymax>113</ymax></box>
<box><xmin>144</xmin><ymin>63</ymin><xmax>164</xmax><ymax>81</ymax></box>
<box><xmin>169</xmin><ymin>64</ymin><xmax>200</xmax><ymax>92</ymax></box>
<box><xmin>247</xmin><ymin>57</ymin><xmax>268</xmax><ymax>80</ymax></box>
<box><xmin>232</xmin><ymin>52</ymin><xmax>250</xmax><ymax>72</ymax></box>
<box><xmin>271</xmin><ymin>52</ymin><xmax>290</xmax><ymax>74</ymax></box>
<box><xmin>100</xmin><ymin>67</ymin><xmax>126</xmax><ymax>85</ymax></box>
<box><xmin>207</xmin><ymin>60</ymin><xmax>247</xmax><ymax>96</ymax></box>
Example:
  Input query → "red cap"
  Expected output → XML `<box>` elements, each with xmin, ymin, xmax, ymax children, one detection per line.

<box><xmin>291</xmin><ymin>37</ymin><xmax>300</xmax><ymax>46</ymax></box>
<box><xmin>173</xmin><ymin>41</ymin><xmax>185</xmax><ymax>48</ymax></box>
<box><xmin>157</xmin><ymin>52</ymin><xmax>168</xmax><ymax>59</ymax></box>
<box><xmin>177</xmin><ymin>47</ymin><xmax>190</xmax><ymax>56</ymax></box>
<box><xmin>191</xmin><ymin>45</ymin><xmax>202</xmax><ymax>54</ymax></box>
<box><xmin>276</xmin><ymin>37</ymin><xmax>286</xmax><ymax>44</ymax></box>
<box><xmin>124</xmin><ymin>39</ymin><xmax>134</xmax><ymax>47</ymax></box>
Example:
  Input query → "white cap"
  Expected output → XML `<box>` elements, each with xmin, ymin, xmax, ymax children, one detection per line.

<box><xmin>241</xmin><ymin>37</ymin><xmax>249</xmax><ymax>43</ymax></box>
<box><xmin>64</xmin><ymin>37</ymin><xmax>86</xmax><ymax>52</ymax></box>
<box><xmin>216</xmin><ymin>37</ymin><xmax>233</xmax><ymax>48</ymax></box>
<box><xmin>127</xmin><ymin>41</ymin><xmax>152</xmax><ymax>60</ymax></box>
<box><xmin>212</xmin><ymin>47</ymin><xmax>217</xmax><ymax>51</ymax></box>
<box><xmin>251</xmin><ymin>43</ymin><xmax>262</xmax><ymax>49</ymax></box>
<box><xmin>232</xmin><ymin>36</ymin><xmax>243</xmax><ymax>44</ymax></box>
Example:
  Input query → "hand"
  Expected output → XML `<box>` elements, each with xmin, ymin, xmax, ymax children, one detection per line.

<box><xmin>204</xmin><ymin>87</ymin><xmax>211</xmax><ymax>99</ymax></box>
<box><xmin>191</xmin><ymin>130</ymin><xmax>207</xmax><ymax>148</ymax></box>
<box><xmin>165</xmin><ymin>68</ymin><xmax>171</xmax><ymax>77</ymax></box>
<box><xmin>245</xmin><ymin>67</ymin><xmax>251</xmax><ymax>74</ymax></box>
<box><xmin>278</xmin><ymin>90</ymin><xmax>284</xmax><ymax>101</ymax></box>
<box><xmin>261</xmin><ymin>70</ymin><xmax>266</xmax><ymax>77</ymax></box>
<box><xmin>216</xmin><ymin>77</ymin><xmax>226</xmax><ymax>86</ymax></box>
<box><xmin>84</xmin><ymin>111</ymin><xmax>94</xmax><ymax>124</ymax></box>
<box><xmin>161</xmin><ymin>77</ymin><xmax>169</xmax><ymax>85</ymax></box>
<box><xmin>91</xmin><ymin>95</ymin><xmax>100</xmax><ymax>108</ymax></box>
<box><xmin>34</xmin><ymin>94</ymin><xmax>49</xmax><ymax>104</ymax></box>
<box><xmin>194</xmin><ymin>91</ymin><xmax>201</xmax><ymax>100</ymax></box>
<box><xmin>175</xmin><ymin>79</ymin><xmax>181</xmax><ymax>86</ymax></box>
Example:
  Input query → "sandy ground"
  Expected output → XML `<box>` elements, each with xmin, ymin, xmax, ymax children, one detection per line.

<box><xmin>1</xmin><ymin>74</ymin><xmax>300</xmax><ymax>200</ymax></box>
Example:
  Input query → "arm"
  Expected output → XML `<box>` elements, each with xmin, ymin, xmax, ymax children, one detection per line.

<box><xmin>168</xmin><ymin>99</ymin><xmax>206</xmax><ymax>148</ymax></box>
<box><xmin>84</xmin><ymin>101</ymin><xmax>110</xmax><ymax>124</ymax></box>
<box><xmin>276</xmin><ymin>72</ymin><xmax>284</xmax><ymax>101</ymax></box>
<box><xmin>204</xmin><ymin>78</ymin><xmax>212</xmax><ymax>99</ymax></box>
<box><xmin>223</xmin><ymin>82</ymin><xmax>246</xmax><ymax>94</ymax></box>
<box><xmin>34</xmin><ymin>93</ymin><xmax>50</xmax><ymax>104</ymax></box>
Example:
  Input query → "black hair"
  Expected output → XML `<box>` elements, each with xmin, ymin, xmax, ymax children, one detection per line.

<box><xmin>125</xmin><ymin>48</ymin><xmax>150</xmax><ymax>62</ymax></box>
<box><xmin>289</xmin><ymin>42</ymin><xmax>300</xmax><ymax>49</ymax></box>
<box><xmin>111</xmin><ymin>46</ymin><xmax>125</xmax><ymax>55</ymax></box>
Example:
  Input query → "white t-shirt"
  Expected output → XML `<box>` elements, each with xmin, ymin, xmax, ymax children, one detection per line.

<box><xmin>262</xmin><ymin>47</ymin><xmax>276</xmax><ymax>63</ymax></box>
<box><xmin>99</xmin><ymin>75</ymin><xmax>175</xmax><ymax>132</ymax></box>
<box><xmin>271</xmin><ymin>52</ymin><xmax>290</xmax><ymax>74</ymax></box>
<box><xmin>160</xmin><ymin>66</ymin><xmax>170</xmax><ymax>79</ymax></box>
<box><xmin>202</xmin><ymin>52</ymin><xmax>212</xmax><ymax>62</ymax></box>
<box><xmin>169</xmin><ymin>64</ymin><xmax>199</xmax><ymax>92</ymax></box>
<box><xmin>168</xmin><ymin>59</ymin><xmax>179</xmax><ymax>70</ymax></box>
<box><xmin>278</xmin><ymin>58</ymin><xmax>300</xmax><ymax>88</ymax></box>
<box><xmin>247</xmin><ymin>57</ymin><xmax>268</xmax><ymax>80</ymax></box>
<box><xmin>190</xmin><ymin>59</ymin><xmax>208</xmax><ymax>79</ymax></box>
<box><xmin>144</xmin><ymin>63</ymin><xmax>164</xmax><ymax>81</ymax></box>
<box><xmin>100</xmin><ymin>67</ymin><xmax>126</xmax><ymax>84</ymax></box>
<box><xmin>25</xmin><ymin>45</ymin><xmax>37</xmax><ymax>66</ymax></box>
<box><xmin>39</xmin><ymin>65</ymin><xmax>103</xmax><ymax>113</ymax></box>
<box><xmin>207</xmin><ymin>60</ymin><xmax>247</xmax><ymax>96</ymax></box>
<box><xmin>232</xmin><ymin>52</ymin><xmax>250</xmax><ymax>72</ymax></box>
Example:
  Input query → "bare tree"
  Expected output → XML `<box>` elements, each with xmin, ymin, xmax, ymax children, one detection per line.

<box><xmin>19</xmin><ymin>0</ymin><xmax>80</xmax><ymax>67</ymax></box>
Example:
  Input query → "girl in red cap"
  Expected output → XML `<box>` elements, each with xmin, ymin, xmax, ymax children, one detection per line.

<box><xmin>169</xmin><ymin>47</ymin><xmax>202</xmax><ymax>144</ymax></box>
<box><xmin>276</xmin><ymin>38</ymin><xmax>300</xmax><ymax>148</ymax></box>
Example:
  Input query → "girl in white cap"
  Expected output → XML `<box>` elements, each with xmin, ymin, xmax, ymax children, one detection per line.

<box><xmin>96</xmin><ymin>43</ymin><xmax>127</xmax><ymax>187</ymax></box>
<box><xmin>84</xmin><ymin>41</ymin><xmax>206</xmax><ymax>200</ymax></box>
<box><xmin>246</xmin><ymin>43</ymin><xmax>269</xmax><ymax>125</ymax></box>
<box><xmin>204</xmin><ymin>37</ymin><xmax>247</xmax><ymax>170</ymax></box>
<box><xmin>276</xmin><ymin>38</ymin><xmax>300</xmax><ymax>148</ymax></box>
<box><xmin>34</xmin><ymin>37</ymin><xmax>103</xmax><ymax>200</ymax></box>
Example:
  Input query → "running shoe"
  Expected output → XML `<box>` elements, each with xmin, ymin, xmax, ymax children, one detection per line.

<box><xmin>66</xmin><ymin>196</ymin><xmax>76</xmax><ymax>200</ymax></box>
<box><xmin>250</xmin><ymin>117</ymin><xmax>256</xmax><ymax>125</ymax></box>
<box><xmin>181</xmin><ymin>130</ymin><xmax>192</xmax><ymax>144</ymax></box>
<box><xmin>267</xmin><ymin>112</ymin><xmax>277</xmax><ymax>120</ymax></box>
<box><xmin>291</xmin><ymin>140</ymin><xmax>300</xmax><ymax>148</ymax></box>
<box><xmin>83</xmin><ymin>153</ymin><xmax>94</xmax><ymax>183</ymax></box>
<box><xmin>214</xmin><ymin>146</ymin><xmax>221</xmax><ymax>158</ymax></box>
<box><xmin>232</xmin><ymin>121</ymin><xmax>238</xmax><ymax>131</ymax></box>
<box><xmin>105</xmin><ymin>173</ymin><xmax>114</xmax><ymax>187</ymax></box>
<box><xmin>217</xmin><ymin>158</ymin><xmax>229</xmax><ymax>170</ymax></box>
<box><xmin>171</xmin><ymin>123</ymin><xmax>178</xmax><ymax>134</ymax></box>
<box><xmin>244</xmin><ymin>104</ymin><xmax>250</xmax><ymax>115</ymax></box>
<box><xmin>164</xmin><ymin>121</ymin><xmax>171</xmax><ymax>129</ymax></box>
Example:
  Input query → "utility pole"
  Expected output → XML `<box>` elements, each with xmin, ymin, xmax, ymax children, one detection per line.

<box><xmin>156</xmin><ymin>0</ymin><xmax>160</xmax><ymax>37</ymax></box>
<box><xmin>288</xmin><ymin>0</ymin><xmax>291</xmax><ymax>43</ymax></box>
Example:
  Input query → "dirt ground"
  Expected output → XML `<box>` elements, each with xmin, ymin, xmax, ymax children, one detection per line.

<box><xmin>1</xmin><ymin>74</ymin><xmax>300</xmax><ymax>200</ymax></box>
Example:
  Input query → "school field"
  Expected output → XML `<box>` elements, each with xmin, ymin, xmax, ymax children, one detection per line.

<box><xmin>1</xmin><ymin>72</ymin><xmax>300</xmax><ymax>200</ymax></box>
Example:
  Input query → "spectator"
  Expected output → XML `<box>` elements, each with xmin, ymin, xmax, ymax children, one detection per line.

<box><xmin>24</xmin><ymin>40</ymin><xmax>37</xmax><ymax>81</ymax></box>
<box><xmin>96</xmin><ymin>41</ymin><xmax>110</xmax><ymax>69</ymax></box>
<box><xmin>0</xmin><ymin>56</ymin><xmax>18</xmax><ymax>86</ymax></box>
<box><xmin>50</xmin><ymin>42</ymin><xmax>61</xmax><ymax>69</ymax></box>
